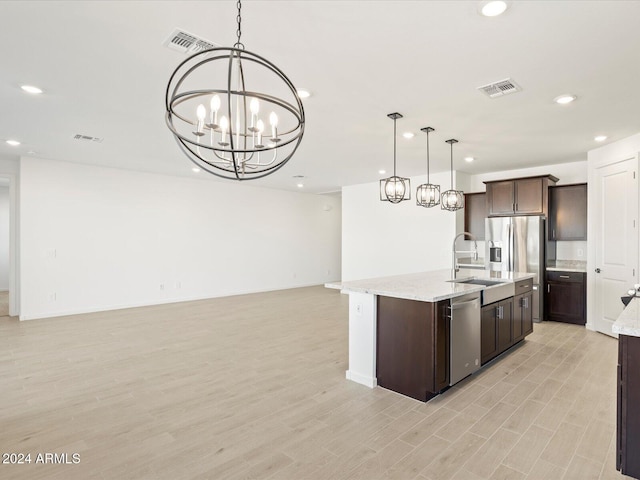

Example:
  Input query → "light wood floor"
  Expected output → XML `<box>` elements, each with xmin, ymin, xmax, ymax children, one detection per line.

<box><xmin>0</xmin><ymin>290</ymin><xmax>8</xmax><ymax>317</ymax></box>
<box><xmin>0</xmin><ymin>286</ymin><xmax>631</xmax><ymax>480</ymax></box>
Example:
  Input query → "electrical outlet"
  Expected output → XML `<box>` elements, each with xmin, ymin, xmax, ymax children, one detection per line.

<box><xmin>577</xmin><ymin>249</ymin><xmax>584</xmax><ymax>257</ymax></box>
<box><xmin>160</xmin><ymin>284</ymin><xmax>165</xmax><ymax>291</ymax></box>
<box><xmin>48</xmin><ymin>292</ymin><xmax>57</xmax><ymax>302</ymax></box>
<box><xmin>175</xmin><ymin>281</ymin><xmax>181</xmax><ymax>289</ymax></box>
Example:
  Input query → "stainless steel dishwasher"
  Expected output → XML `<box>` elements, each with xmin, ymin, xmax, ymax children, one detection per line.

<box><xmin>449</xmin><ymin>293</ymin><xmax>481</xmax><ymax>385</ymax></box>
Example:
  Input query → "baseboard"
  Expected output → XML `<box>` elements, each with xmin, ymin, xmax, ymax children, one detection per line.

<box><xmin>346</xmin><ymin>370</ymin><xmax>377</xmax><ymax>388</ymax></box>
<box><xmin>18</xmin><ymin>282</ymin><xmax>326</xmax><ymax>321</ymax></box>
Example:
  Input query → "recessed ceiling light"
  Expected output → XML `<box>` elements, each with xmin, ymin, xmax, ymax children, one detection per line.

<box><xmin>594</xmin><ymin>135</ymin><xmax>608</xmax><ymax>142</ymax></box>
<box><xmin>554</xmin><ymin>94</ymin><xmax>576</xmax><ymax>105</ymax></box>
<box><xmin>465</xmin><ymin>157</ymin><xmax>475</xmax><ymax>163</ymax></box>
<box><xmin>378</xmin><ymin>169</ymin><xmax>386</xmax><ymax>175</ymax></box>
<box><xmin>6</xmin><ymin>140</ymin><xmax>20</xmax><ymax>146</ymax></box>
<box><xmin>296</xmin><ymin>183</ymin><xmax>304</xmax><ymax>188</ymax></box>
<box><xmin>402</xmin><ymin>132</ymin><xmax>415</xmax><ymax>139</ymax></box>
<box><xmin>192</xmin><ymin>167</ymin><xmax>201</xmax><ymax>172</ymax></box>
<box><xmin>297</xmin><ymin>89</ymin><xmax>311</xmax><ymax>99</ymax></box>
<box><xmin>21</xmin><ymin>85</ymin><xmax>43</xmax><ymax>94</ymax></box>
<box><xmin>480</xmin><ymin>1</ymin><xmax>508</xmax><ymax>17</ymax></box>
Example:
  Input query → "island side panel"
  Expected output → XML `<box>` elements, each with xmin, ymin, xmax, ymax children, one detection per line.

<box><xmin>376</xmin><ymin>296</ymin><xmax>449</xmax><ymax>402</ymax></box>
<box><xmin>346</xmin><ymin>292</ymin><xmax>377</xmax><ymax>387</ymax></box>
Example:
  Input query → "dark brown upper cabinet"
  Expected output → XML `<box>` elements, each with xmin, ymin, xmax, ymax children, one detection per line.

<box><xmin>485</xmin><ymin>175</ymin><xmax>558</xmax><ymax>217</ymax></box>
<box><xmin>464</xmin><ymin>192</ymin><xmax>487</xmax><ymax>240</ymax></box>
<box><xmin>549</xmin><ymin>183</ymin><xmax>587</xmax><ymax>240</ymax></box>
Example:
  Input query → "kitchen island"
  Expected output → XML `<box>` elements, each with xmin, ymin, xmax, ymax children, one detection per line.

<box><xmin>613</xmin><ymin>298</ymin><xmax>640</xmax><ymax>479</ymax></box>
<box><xmin>327</xmin><ymin>268</ymin><xmax>536</xmax><ymax>401</ymax></box>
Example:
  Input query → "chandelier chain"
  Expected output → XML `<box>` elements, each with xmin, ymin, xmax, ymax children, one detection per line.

<box><xmin>235</xmin><ymin>0</ymin><xmax>244</xmax><ymax>48</ymax></box>
<box><xmin>393</xmin><ymin>117</ymin><xmax>397</xmax><ymax>176</ymax></box>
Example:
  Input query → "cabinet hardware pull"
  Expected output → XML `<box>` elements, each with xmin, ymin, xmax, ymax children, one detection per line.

<box><xmin>559</xmin><ymin>275</ymin><xmax>570</xmax><ymax>279</ymax></box>
<box><xmin>547</xmin><ymin>284</ymin><xmax>550</xmax><ymax>293</ymax></box>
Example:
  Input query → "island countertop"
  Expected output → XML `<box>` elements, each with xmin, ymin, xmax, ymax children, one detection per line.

<box><xmin>613</xmin><ymin>297</ymin><xmax>640</xmax><ymax>337</ymax></box>
<box><xmin>327</xmin><ymin>268</ymin><xmax>536</xmax><ymax>303</ymax></box>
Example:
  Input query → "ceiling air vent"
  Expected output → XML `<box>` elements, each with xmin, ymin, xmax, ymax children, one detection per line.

<box><xmin>73</xmin><ymin>134</ymin><xmax>103</xmax><ymax>143</ymax></box>
<box><xmin>477</xmin><ymin>78</ymin><xmax>522</xmax><ymax>98</ymax></box>
<box><xmin>164</xmin><ymin>28</ymin><xmax>219</xmax><ymax>54</ymax></box>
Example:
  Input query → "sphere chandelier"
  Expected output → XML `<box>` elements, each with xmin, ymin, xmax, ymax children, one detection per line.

<box><xmin>165</xmin><ymin>0</ymin><xmax>305</xmax><ymax>180</ymax></box>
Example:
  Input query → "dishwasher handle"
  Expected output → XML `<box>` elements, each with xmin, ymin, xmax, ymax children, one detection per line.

<box><xmin>450</xmin><ymin>298</ymin><xmax>480</xmax><ymax>310</ymax></box>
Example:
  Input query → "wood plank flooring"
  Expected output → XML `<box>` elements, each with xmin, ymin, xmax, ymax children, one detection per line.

<box><xmin>0</xmin><ymin>286</ymin><xmax>632</xmax><ymax>479</ymax></box>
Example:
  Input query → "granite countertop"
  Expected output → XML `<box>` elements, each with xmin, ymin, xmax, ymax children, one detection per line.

<box><xmin>546</xmin><ymin>260</ymin><xmax>587</xmax><ymax>273</ymax></box>
<box><xmin>326</xmin><ymin>268</ymin><xmax>535</xmax><ymax>303</ymax></box>
<box><xmin>613</xmin><ymin>297</ymin><xmax>640</xmax><ymax>337</ymax></box>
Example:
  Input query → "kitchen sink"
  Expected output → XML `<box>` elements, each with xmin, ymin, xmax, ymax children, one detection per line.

<box><xmin>448</xmin><ymin>277</ymin><xmax>515</xmax><ymax>305</ymax></box>
<box><xmin>452</xmin><ymin>278</ymin><xmax>505</xmax><ymax>286</ymax></box>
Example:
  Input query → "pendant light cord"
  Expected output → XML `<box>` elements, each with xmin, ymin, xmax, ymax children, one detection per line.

<box><xmin>426</xmin><ymin>130</ymin><xmax>430</xmax><ymax>183</ymax></box>
<box><xmin>450</xmin><ymin>141</ymin><xmax>454</xmax><ymax>188</ymax></box>
<box><xmin>393</xmin><ymin>117</ymin><xmax>397</xmax><ymax>176</ymax></box>
<box><xmin>235</xmin><ymin>0</ymin><xmax>244</xmax><ymax>49</ymax></box>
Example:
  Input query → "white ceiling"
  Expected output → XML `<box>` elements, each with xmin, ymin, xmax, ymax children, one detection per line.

<box><xmin>2</xmin><ymin>1</ymin><xmax>640</xmax><ymax>194</ymax></box>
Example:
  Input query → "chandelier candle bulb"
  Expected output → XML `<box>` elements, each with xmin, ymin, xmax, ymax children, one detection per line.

<box><xmin>209</xmin><ymin>95</ymin><xmax>220</xmax><ymax>128</ymax></box>
<box><xmin>256</xmin><ymin>119</ymin><xmax>265</xmax><ymax>148</ymax></box>
<box><xmin>195</xmin><ymin>104</ymin><xmax>206</xmax><ymax>136</ymax></box>
<box><xmin>249</xmin><ymin>98</ymin><xmax>260</xmax><ymax>131</ymax></box>
<box><xmin>219</xmin><ymin>116</ymin><xmax>229</xmax><ymax>146</ymax></box>
<box><xmin>270</xmin><ymin>112</ymin><xmax>278</xmax><ymax>140</ymax></box>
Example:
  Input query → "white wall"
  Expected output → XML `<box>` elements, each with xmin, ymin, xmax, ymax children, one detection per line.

<box><xmin>342</xmin><ymin>171</ymin><xmax>456</xmax><ymax>281</ymax></box>
<box><xmin>19</xmin><ymin>157</ymin><xmax>341</xmax><ymax>320</ymax></box>
<box><xmin>0</xmin><ymin>186</ymin><xmax>9</xmax><ymax>290</ymax></box>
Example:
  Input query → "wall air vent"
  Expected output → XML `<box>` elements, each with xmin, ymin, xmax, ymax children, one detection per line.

<box><xmin>73</xmin><ymin>134</ymin><xmax>103</xmax><ymax>143</ymax></box>
<box><xmin>477</xmin><ymin>78</ymin><xmax>522</xmax><ymax>98</ymax></box>
<box><xmin>164</xmin><ymin>29</ymin><xmax>219</xmax><ymax>54</ymax></box>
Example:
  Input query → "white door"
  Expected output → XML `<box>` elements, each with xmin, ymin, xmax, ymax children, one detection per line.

<box><xmin>593</xmin><ymin>156</ymin><xmax>638</xmax><ymax>336</ymax></box>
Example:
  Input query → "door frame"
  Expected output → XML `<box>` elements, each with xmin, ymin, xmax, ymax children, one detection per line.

<box><xmin>0</xmin><ymin>173</ymin><xmax>19</xmax><ymax>317</ymax></box>
<box><xmin>587</xmin><ymin>153</ymin><xmax>639</xmax><ymax>334</ymax></box>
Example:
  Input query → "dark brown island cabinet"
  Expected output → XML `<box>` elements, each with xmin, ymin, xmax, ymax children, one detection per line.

<box><xmin>485</xmin><ymin>174</ymin><xmax>558</xmax><ymax>217</ymax></box>
<box><xmin>376</xmin><ymin>296</ymin><xmax>449</xmax><ymax>402</ymax></box>
<box><xmin>545</xmin><ymin>271</ymin><xmax>586</xmax><ymax>325</ymax></box>
<box><xmin>481</xmin><ymin>278</ymin><xmax>533</xmax><ymax>365</ymax></box>
<box><xmin>377</xmin><ymin>280</ymin><xmax>535</xmax><ymax>402</ymax></box>
<box><xmin>617</xmin><ymin>334</ymin><xmax>640</xmax><ymax>478</ymax></box>
<box><xmin>548</xmin><ymin>183</ymin><xmax>588</xmax><ymax>240</ymax></box>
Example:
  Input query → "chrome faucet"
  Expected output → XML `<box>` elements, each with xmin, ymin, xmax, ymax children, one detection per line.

<box><xmin>452</xmin><ymin>232</ymin><xmax>478</xmax><ymax>278</ymax></box>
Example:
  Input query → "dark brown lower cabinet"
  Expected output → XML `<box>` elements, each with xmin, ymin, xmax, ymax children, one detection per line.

<box><xmin>546</xmin><ymin>271</ymin><xmax>586</xmax><ymax>324</ymax></box>
<box><xmin>514</xmin><ymin>290</ymin><xmax>533</xmax><ymax>342</ymax></box>
<box><xmin>482</xmin><ymin>280</ymin><xmax>533</xmax><ymax>365</ymax></box>
<box><xmin>376</xmin><ymin>296</ymin><xmax>449</xmax><ymax>402</ymax></box>
<box><xmin>481</xmin><ymin>298</ymin><xmax>513</xmax><ymax>365</ymax></box>
<box><xmin>617</xmin><ymin>334</ymin><xmax>640</xmax><ymax>478</ymax></box>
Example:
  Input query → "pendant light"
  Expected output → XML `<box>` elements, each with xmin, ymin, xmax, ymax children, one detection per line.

<box><xmin>379</xmin><ymin>113</ymin><xmax>411</xmax><ymax>203</ymax></box>
<box><xmin>416</xmin><ymin>127</ymin><xmax>440</xmax><ymax>208</ymax></box>
<box><xmin>441</xmin><ymin>139</ymin><xmax>465</xmax><ymax>211</ymax></box>
<box><xmin>165</xmin><ymin>0</ymin><xmax>305</xmax><ymax>180</ymax></box>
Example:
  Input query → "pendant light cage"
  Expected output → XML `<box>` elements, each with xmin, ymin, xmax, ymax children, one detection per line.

<box><xmin>416</xmin><ymin>126</ymin><xmax>440</xmax><ymax>208</ymax></box>
<box><xmin>165</xmin><ymin>1</ymin><xmax>305</xmax><ymax>181</ymax></box>
<box><xmin>380</xmin><ymin>112</ymin><xmax>411</xmax><ymax>203</ymax></box>
<box><xmin>441</xmin><ymin>138</ymin><xmax>465</xmax><ymax>211</ymax></box>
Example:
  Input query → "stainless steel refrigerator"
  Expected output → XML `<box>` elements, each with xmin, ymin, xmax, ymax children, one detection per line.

<box><xmin>485</xmin><ymin>216</ymin><xmax>545</xmax><ymax>322</ymax></box>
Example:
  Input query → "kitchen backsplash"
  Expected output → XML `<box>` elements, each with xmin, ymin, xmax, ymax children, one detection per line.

<box><xmin>556</xmin><ymin>240</ymin><xmax>587</xmax><ymax>261</ymax></box>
